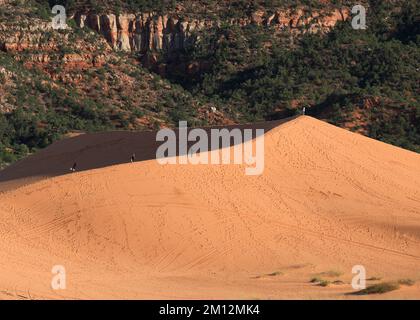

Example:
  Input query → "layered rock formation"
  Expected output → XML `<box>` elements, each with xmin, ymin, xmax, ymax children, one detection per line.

<box><xmin>0</xmin><ymin>6</ymin><xmax>350</xmax><ymax>70</ymax></box>
<box><xmin>75</xmin><ymin>7</ymin><xmax>350</xmax><ymax>53</ymax></box>
<box><xmin>0</xmin><ymin>16</ymin><xmax>109</xmax><ymax>74</ymax></box>
<box><xmin>75</xmin><ymin>12</ymin><xmax>202</xmax><ymax>53</ymax></box>
<box><xmin>0</xmin><ymin>5</ymin><xmax>350</xmax><ymax>87</ymax></box>
<box><xmin>0</xmin><ymin>21</ymin><xmax>56</xmax><ymax>52</ymax></box>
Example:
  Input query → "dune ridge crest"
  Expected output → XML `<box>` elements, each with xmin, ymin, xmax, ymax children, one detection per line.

<box><xmin>0</xmin><ymin>116</ymin><xmax>419</xmax><ymax>299</ymax></box>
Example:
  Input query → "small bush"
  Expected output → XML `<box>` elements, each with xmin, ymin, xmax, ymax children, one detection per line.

<box><xmin>310</xmin><ymin>277</ymin><xmax>322</xmax><ymax>283</ymax></box>
<box><xmin>310</xmin><ymin>277</ymin><xmax>330</xmax><ymax>287</ymax></box>
<box><xmin>353</xmin><ymin>282</ymin><xmax>400</xmax><ymax>295</ymax></box>
<box><xmin>318</xmin><ymin>280</ymin><xmax>330</xmax><ymax>287</ymax></box>
<box><xmin>367</xmin><ymin>277</ymin><xmax>382</xmax><ymax>281</ymax></box>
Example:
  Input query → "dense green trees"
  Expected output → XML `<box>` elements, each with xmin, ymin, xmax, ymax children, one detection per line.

<box><xmin>1</xmin><ymin>0</ymin><xmax>419</xmax><ymax>167</ymax></box>
<box><xmin>166</xmin><ymin>1</ymin><xmax>419</xmax><ymax>152</ymax></box>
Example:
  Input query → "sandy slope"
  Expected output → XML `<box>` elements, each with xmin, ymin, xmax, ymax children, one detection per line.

<box><xmin>0</xmin><ymin>119</ymin><xmax>288</xmax><ymax>191</ymax></box>
<box><xmin>0</xmin><ymin>116</ymin><xmax>419</xmax><ymax>299</ymax></box>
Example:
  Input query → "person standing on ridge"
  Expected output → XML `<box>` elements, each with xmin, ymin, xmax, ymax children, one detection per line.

<box><xmin>130</xmin><ymin>153</ymin><xmax>136</xmax><ymax>163</ymax></box>
<box><xmin>70</xmin><ymin>162</ymin><xmax>77</xmax><ymax>172</ymax></box>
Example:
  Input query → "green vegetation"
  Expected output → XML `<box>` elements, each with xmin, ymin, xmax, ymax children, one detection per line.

<box><xmin>310</xmin><ymin>277</ymin><xmax>322</xmax><ymax>283</ymax></box>
<box><xmin>366</xmin><ymin>276</ymin><xmax>382</xmax><ymax>281</ymax></box>
<box><xmin>253</xmin><ymin>270</ymin><xmax>283</xmax><ymax>279</ymax></box>
<box><xmin>39</xmin><ymin>0</ymin><xmax>178</xmax><ymax>14</ymax></box>
<box><xmin>318</xmin><ymin>280</ymin><xmax>330</xmax><ymax>287</ymax></box>
<box><xmin>0</xmin><ymin>0</ymin><xmax>419</xmax><ymax>167</ymax></box>
<box><xmin>310</xmin><ymin>277</ymin><xmax>330</xmax><ymax>287</ymax></box>
<box><xmin>352</xmin><ymin>279</ymin><xmax>415</xmax><ymax>295</ymax></box>
<box><xmin>163</xmin><ymin>0</ymin><xmax>419</xmax><ymax>152</ymax></box>
<box><xmin>0</xmin><ymin>85</ymin><xmax>114</xmax><ymax>165</ymax></box>
<box><xmin>353</xmin><ymin>282</ymin><xmax>400</xmax><ymax>295</ymax></box>
<box><xmin>310</xmin><ymin>270</ymin><xmax>343</xmax><ymax>287</ymax></box>
<box><xmin>0</xmin><ymin>46</ymin><xmax>200</xmax><ymax>166</ymax></box>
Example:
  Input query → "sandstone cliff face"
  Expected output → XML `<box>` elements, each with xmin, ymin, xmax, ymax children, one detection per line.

<box><xmin>0</xmin><ymin>6</ymin><xmax>350</xmax><ymax>64</ymax></box>
<box><xmin>75</xmin><ymin>12</ymin><xmax>202</xmax><ymax>53</ymax></box>
<box><xmin>0</xmin><ymin>16</ymin><xmax>110</xmax><ymax>74</ymax></box>
<box><xmin>0</xmin><ymin>21</ymin><xmax>56</xmax><ymax>52</ymax></box>
<box><xmin>75</xmin><ymin>7</ymin><xmax>350</xmax><ymax>53</ymax></box>
<box><xmin>0</xmin><ymin>5</ymin><xmax>350</xmax><ymax>90</ymax></box>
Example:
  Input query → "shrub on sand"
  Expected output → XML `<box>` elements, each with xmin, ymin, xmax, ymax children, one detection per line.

<box><xmin>353</xmin><ymin>282</ymin><xmax>400</xmax><ymax>295</ymax></box>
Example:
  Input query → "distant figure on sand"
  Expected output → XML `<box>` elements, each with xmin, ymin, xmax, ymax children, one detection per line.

<box><xmin>303</xmin><ymin>107</ymin><xmax>306</xmax><ymax>115</ymax></box>
<box><xmin>130</xmin><ymin>154</ymin><xmax>136</xmax><ymax>163</ymax></box>
<box><xmin>70</xmin><ymin>162</ymin><xmax>77</xmax><ymax>172</ymax></box>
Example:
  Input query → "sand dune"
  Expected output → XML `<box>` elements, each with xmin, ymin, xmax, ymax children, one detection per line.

<box><xmin>0</xmin><ymin>116</ymin><xmax>419</xmax><ymax>299</ymax></box>
<box><xmin>0</xmin><ymin>119</ymin><xmax>289</xmax><ymax>191</ymax></box>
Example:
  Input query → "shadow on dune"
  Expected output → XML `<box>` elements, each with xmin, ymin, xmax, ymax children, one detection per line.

<box><xmin>0</xmin><ymin>117</ymin><xmax>296</xmax><ymax>187</ymax></box>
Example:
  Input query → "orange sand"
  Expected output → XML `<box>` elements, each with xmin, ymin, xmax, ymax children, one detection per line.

<box><xmin>0</xmin><ymin>116</ymin><xmax>419</xmax><ymax>299</ymax></box>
